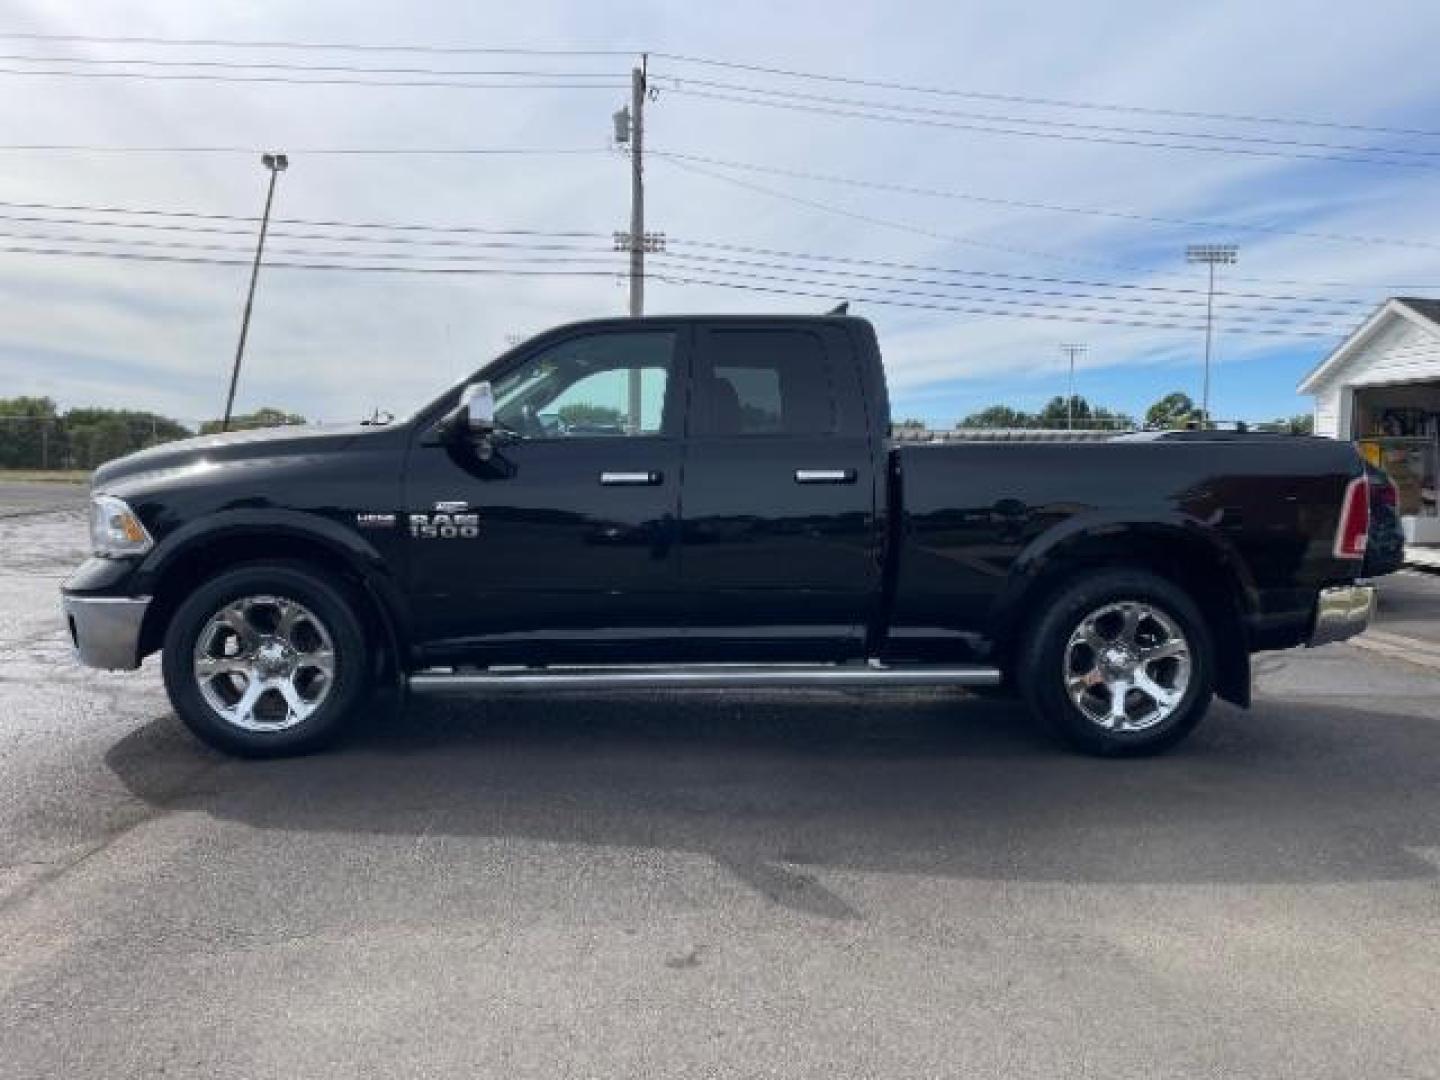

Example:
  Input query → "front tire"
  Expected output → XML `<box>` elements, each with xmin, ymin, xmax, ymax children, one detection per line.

<box><xmin>1017</xmin><ymin>570</ymin><xmax>1213</xmax><ymax>756</ymax></box>
<box><xmin>161</xmin><ymin>562</ymin><xmax>371</xmax><ymax>757</ymax></box>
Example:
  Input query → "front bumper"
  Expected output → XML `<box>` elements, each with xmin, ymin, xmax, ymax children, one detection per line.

<box><xmin>1307</xmin><ymin>585</ymin><xmax>1375</xmax><ymax>647</ymax></box>
<box><xmin>61</xmin><ymin>593</ymin><xmax>150</xmax><ymax>670</ymax></box>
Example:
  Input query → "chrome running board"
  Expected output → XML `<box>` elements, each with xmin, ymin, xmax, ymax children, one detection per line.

<box><xmin>408</xmin><ymin>662</ymin><xmax>1003</xmax><ymax>694</ymax></box>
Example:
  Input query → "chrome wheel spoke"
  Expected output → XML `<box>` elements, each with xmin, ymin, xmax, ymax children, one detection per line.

<box><xmin>219</xmin><ymin>604</ymin><xmax>258</xmax><ymax>649</ymax></box>
<box><xmin>299</xmin><ymin>648</ymin><xmax>334</xmax><ymax>677</ymax></box>
<box><xmin>274</xmin><ymin>599</ymin><xmax>307</xmax><ymax>645</ymax></box>
<box><xmin>276</xmin><ymin>677</ymin><xmax>315</xmax><ymax>722</ymax></box>
<box><xmin>1134</xmin><ymin>670</ymin><xmax>1180</xmax><ymax>710</ymax></box>
<box><xmin>195</xmin><ymin>655</ymin><xmax>251</xmax><ymax>678</ymax></box>
<box><xmin>1118</xmin><ymin>604</ymin><xmax>1142</xmax><ymax>647</ymax></box>
<box><xmin>229</xmin><ymin>678</ymin><xmax>265</xmax><ymax>724</ymax></box>
<box><xmin>1140</xmin><ymin>638</ymin><xmax>1188</xmax><ymax>662</ymax></box>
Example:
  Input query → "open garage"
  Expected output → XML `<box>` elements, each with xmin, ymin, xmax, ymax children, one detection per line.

<box><xmin>1301</xmin><ymin>298</ymin><xmax>1440</xmax><ymax>546</ymax></box>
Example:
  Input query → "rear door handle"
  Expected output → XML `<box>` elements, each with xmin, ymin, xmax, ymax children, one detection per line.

<box><xmin>794</xmin><ymin>468</ymin><xmax>857</xmax><ymax>484</ymax></box>
<box><xmin>600</xmin><ymin>470</ymin><xmax>662</xmax><ymax>486</ymax></box>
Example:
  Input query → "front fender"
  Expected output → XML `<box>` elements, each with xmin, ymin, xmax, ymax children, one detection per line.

<box><xmin>133</xmin><ymin>508</ymin><xmax>411</xmax><ymax>664</ymax></box>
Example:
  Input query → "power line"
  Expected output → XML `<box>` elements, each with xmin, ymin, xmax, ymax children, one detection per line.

<box><xmin>1</xmin><ymin>33</ymin><xmax>1425</xmax><ymax>141</ymax></box>
<box><xmin>0</xmin><ymin>143</ymin><xmax>612</xmax><ymax>155</ymax></box>
<box><xmin>0</xmin><ymin>223</ymin><xmax>1356</xmax><ymax>319</ymax></box>
<box><xmin>0</xmin><ymin>54</ymin><xmax>623</xmax><ymax>77</ymax></box>
<box><xmin>0</xmin><ymin>32</ymin><xmax>634</xmax><ymax>58</ymax></box>
<box><xmin>0</xmin><ymin>201</ymin><xmax>1372</xmax><ymax>308</ymax></box>
<box><xmin>656</xmin><ymin>150</ymin><xmax>1440</xmax><ymax>252</ymax></box>
<box><xmin>0</xmin><ymin>243</ymin><xmax>629</xmax><ymax>276</ymax></box>
<box><xmin>0</xmin><ymin>198</ymin><xmax>607</xmax><ymax>237</ymax></box>
<box><xmin>0</xmin><ymin>233</ymin><xmax>1350</xmax><ymax>331</ymax></box>
<box><xmin>0</xmin><ymin>228</ymin><xmax>615</xmax><ymax>260</ymax></box>
<box><xmin>667</xmin><ymin>238</ymin><xmax>1374</xmax><ymax>307</ymax></box>
<box><xmin>657</xmin><ymin>154</ymin><xmax>1434</xmax><ymax>292</ymax></box>
<box><xmin>648</xmin><ymin>51</ymin><xmax>1440</xmax><ymax>141</ymax></box>
<box><xmin>652</xmin><ymin>268</ymin><xmax>1348</xmax><ymax>339</ymax></box>
<box><xmin>651</xmin><ymin>251</ymin><xmax>1363</xmax><ymax>322</ymax></box>
<box><xmin>649</xmin><ymin>255</ymin><xmax>1355</xmax><ymax>330</ymax></box>
<box><xmin>663</xmin><ymin>85</ymin><xmax>1440</xmax><ymax>171</ymax></box>
<box><xmin>0</xmin><ymin>65</ymin><xmax>628</xmax><ymax>90</ymax></box>
<box><xmin>7</xmin><ymin>193</ymin><xmax>1431</xmax><ymax>294</ymax></box>
<box><xmin>0</xmin><ymin>214</ymin><xmax>613</xmax><ymax>250</ymax></box>
<box><xmin>660</xmin><ymin>77</ymin><xmax>1440</xmax><ymax>163</ymax></box>
<box><xmin>0</xmin><ymin>238</ymin><xmax>1355</xmax><ymax>337</ymax></box>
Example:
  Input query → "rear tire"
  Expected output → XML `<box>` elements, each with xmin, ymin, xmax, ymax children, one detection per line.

<box><xmin>1017</xmin><ymin>570</ymin><xmax>1213</xmax><ymax>756</ymax></box>
<box><xmin>161</xmin><ymin>561</ymin><xmax>371</xmax><ymax>757</ymax></box>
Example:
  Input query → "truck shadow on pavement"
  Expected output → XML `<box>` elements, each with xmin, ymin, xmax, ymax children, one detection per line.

<box><xmin>105</xmin><ymin>689</ymin><xmax>1440</xmax><ymax>914</ymax></box>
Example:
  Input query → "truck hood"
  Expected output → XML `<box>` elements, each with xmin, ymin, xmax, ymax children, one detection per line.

<box><xmin>91</xmin><ymin>422</ymin><xmax>387</xmax><ymax>491</ymax></box>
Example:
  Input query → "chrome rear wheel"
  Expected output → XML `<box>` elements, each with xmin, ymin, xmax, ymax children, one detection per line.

<box><xmin>1064</xmin><ymin>601</ymin><xmax>1192</xmax><ymax>732</ymax></box>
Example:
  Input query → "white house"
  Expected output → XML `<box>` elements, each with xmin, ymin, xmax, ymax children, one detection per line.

<box><xmin>1298</xmin><ymin>297</ymin><xmax>1440</xmax><ymax>543</ymax></box>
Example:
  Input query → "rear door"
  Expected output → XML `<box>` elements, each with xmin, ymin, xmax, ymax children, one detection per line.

<box><xmin>679</xmin><ymin>321</ymin><xmax>881</xmax><ymax>660</ymax></box>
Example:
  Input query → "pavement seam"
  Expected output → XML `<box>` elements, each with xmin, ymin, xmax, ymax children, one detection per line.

<box><xmin>1352</xmin><ymin>631</ymin><xmax>1440</xmax><ymax>672</ymax></box>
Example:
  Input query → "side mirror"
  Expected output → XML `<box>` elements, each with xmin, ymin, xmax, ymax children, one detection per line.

<box><xmin>458</xmin><ymin>381</ymin><xmax>495</xmax><ymax>436</ymax></box>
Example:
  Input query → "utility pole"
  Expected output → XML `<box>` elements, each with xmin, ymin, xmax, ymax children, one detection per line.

<box><xmin>628</xmin><ymin>58</ymin><xmax>646</xmax><ymax>319</ymax></box>
<box><xmin>1185</xmin><ymin>244</ymin><xmax>1238</xmax><ymax>429</ymax></box>
<box><xmin>1059</xmin><ymin>343</ymin><xmax>1087</xmax><ymax>430</ymax></box>
<box><xmin>612</xmin><ymin>58</ymin><xmax>665</xmax><ymax>432</ymax></box>
<box><xmin>221</xmin><ymin>151</ymin><xmax>288</xmax><ymax>432</ymax></box>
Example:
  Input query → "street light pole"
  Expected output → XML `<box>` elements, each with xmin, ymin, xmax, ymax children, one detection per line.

<box><xmin>1185</xmin><ymin>243</ymin><xmax>1238</xmax><ymax>429</ymax></box>
<box><xmin>221</xmin><ymin>151</ymin><xmax>288</xmax><ymax>432</ymax></box>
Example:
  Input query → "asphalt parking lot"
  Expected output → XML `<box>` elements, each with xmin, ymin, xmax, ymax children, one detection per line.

<box><xmin>2</xmin><ymin>483</ymin><xmax>1438</xmax><ymax>1079</ymax></box>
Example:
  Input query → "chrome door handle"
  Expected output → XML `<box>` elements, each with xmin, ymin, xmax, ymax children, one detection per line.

<box><xmin>600</xmin><ymin>470</ymin><xmax>662</xmax><ymax>486</ymax></box>
<box><xmin>794</xmin><ymin>468</ymin><xmax>856</xmax><ymax>484</ymax></box>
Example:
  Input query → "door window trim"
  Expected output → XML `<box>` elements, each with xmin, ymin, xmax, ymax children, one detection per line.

<box><xmin>425</xmin><ymin>323</ymin><xmax>692</xmax><ymax>445</ymax></box>
<box><xmin>687</xmin><ymin>325</ymin><xmax>839</xmax><ymax>440</ymax></box>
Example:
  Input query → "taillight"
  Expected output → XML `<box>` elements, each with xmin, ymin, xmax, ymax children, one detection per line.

<box><xmin>1334</xmin><ymin>476</ymin><xmax>1370</xmax><ymax>560</ymax></box>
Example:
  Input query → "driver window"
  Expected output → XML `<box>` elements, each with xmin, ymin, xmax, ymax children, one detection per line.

<box><xmin>493</xmin><ymin>330</ymin><xmax>675</xmax><ymax>438</ymax></box>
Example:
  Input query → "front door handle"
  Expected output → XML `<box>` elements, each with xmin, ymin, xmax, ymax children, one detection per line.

<box><xmin>794</xmin><ymin>468</ymin><xmax>857</xmax><ymax>484</ymax></box>
<box><xmin>600</xmin><ymin>470</ymin><xmax>662</xmax><ymax>486</ymax></box>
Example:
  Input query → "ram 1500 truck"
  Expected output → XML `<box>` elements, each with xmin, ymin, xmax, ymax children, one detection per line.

<box><xmin>63</xmin><ymin>314</ymin><xmax>1376</xmax><ymax>758</ymax></box>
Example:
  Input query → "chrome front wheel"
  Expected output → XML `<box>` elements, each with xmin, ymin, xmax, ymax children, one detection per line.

<box><xmin>192</xmin><ymin>594</ymin><xmax>336</xmax><ymax>733</ymax></box>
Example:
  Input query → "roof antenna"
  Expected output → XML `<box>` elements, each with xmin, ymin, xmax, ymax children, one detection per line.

<box><xmin>826</xmin><ymin>301</ymin><xmax>849</xmax><ymax>315</ymax></box>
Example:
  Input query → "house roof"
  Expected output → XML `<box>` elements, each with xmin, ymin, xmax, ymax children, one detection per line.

<box><xmin>1396</xmin><ymin>297</ymin><xmax>1440</xmax><ymax>325</ymax></box>
<box><xmin>1297</xmin><ymin>297</ymin><xmax>1440</xmax><ymax>393</ymax></box>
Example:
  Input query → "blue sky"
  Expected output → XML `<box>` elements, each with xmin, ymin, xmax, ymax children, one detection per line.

<box><xmin>1</xmin><ymin>0</ymin><xmax>1438</xmax><ymax>427</ymax></box>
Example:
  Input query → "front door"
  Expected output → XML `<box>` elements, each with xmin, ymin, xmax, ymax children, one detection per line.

<box><xmin>405</xmin><ymin>325</ymin><xmax>687</xmax><ymax>665</ymax></box>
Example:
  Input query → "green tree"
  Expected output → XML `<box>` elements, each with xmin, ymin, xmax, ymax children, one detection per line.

<box><xmin>959</xmin><ymin>405</ymin><xmax>1036</xmax><ymax>429</ymax></box>
<box><xmin>0</xmin><ymin>396</ymin><xmax>59</xmax><ymax>468</ymax></box>
<box><xmin>62</xmin><ymin>408</ymin><xmax>192</xmax><ymax>469</ymax></box>
<box><xmin>1145</xmin><ymin>392</ymin><xmax>1201</xmax><ymax>430</ymax></box>
<box><xmin>199</xmin><ymin>407</ymin><xmax>307</xmax><ymax>434</ymax></box>
<box><xmin>1036</xmin><ymin>395</ymin><xmax>1092</xmax><ymax>428</ymax></box>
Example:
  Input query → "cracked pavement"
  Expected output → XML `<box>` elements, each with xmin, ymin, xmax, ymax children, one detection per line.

<box><xmin>1</xmin><ymin>481</ymin><xmax>1438</xmax><ymax>1078</ymax></box>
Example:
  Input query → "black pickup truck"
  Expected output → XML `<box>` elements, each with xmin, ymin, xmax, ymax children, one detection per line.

<box><xmin>63</xmin><ymin>314</ymin><xmax>1376</xmax><ymax>758</ymax></box>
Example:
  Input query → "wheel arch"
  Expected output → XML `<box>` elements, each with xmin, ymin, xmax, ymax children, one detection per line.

<box><xmin>992</xmin><ymin>514</ymin><xmax>1256</xmax><ymax>707</ymax></box>
<box><xmin>135</xmin><ymin>510</ymin><xmax>409</xmax><ymax>678</ymax></box>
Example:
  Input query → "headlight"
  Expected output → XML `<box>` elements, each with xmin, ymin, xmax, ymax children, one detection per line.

<box><xmin>89</xmin><ymin>495</ymin><xmax>154</xmax><ymax>557</ymax></box>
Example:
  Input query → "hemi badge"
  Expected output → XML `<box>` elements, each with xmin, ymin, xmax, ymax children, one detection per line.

<box><xmin>355</xmin><ymin>513</ymin><xmax>397</xmax><ymax>529</ymax></box>
<box><xmin>434</xmin><ymin>500</ymin><xmax>470</xmax><ymax>513</ymax></box>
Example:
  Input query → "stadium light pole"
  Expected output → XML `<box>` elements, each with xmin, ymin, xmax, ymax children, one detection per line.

<box><xmin>1185</xmin><ymin>243</ymin><xmax>1238</xmax><ymax>428</ymax></box>
<box><xmin>221</xmin><ymin>151</ymin><xmax>288</xmax><ymax>432</ymax></box>
<box><xmin>1060</xmin><ymin>343</ymin><xmax>1087</xmax><ymax>430</ymax></box>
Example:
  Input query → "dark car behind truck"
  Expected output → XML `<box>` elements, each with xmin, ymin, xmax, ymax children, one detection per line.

<box><xmin>63</xmin><ymin>314</ymin><xmax>1375</xmax><ymax>758</ymax></box>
